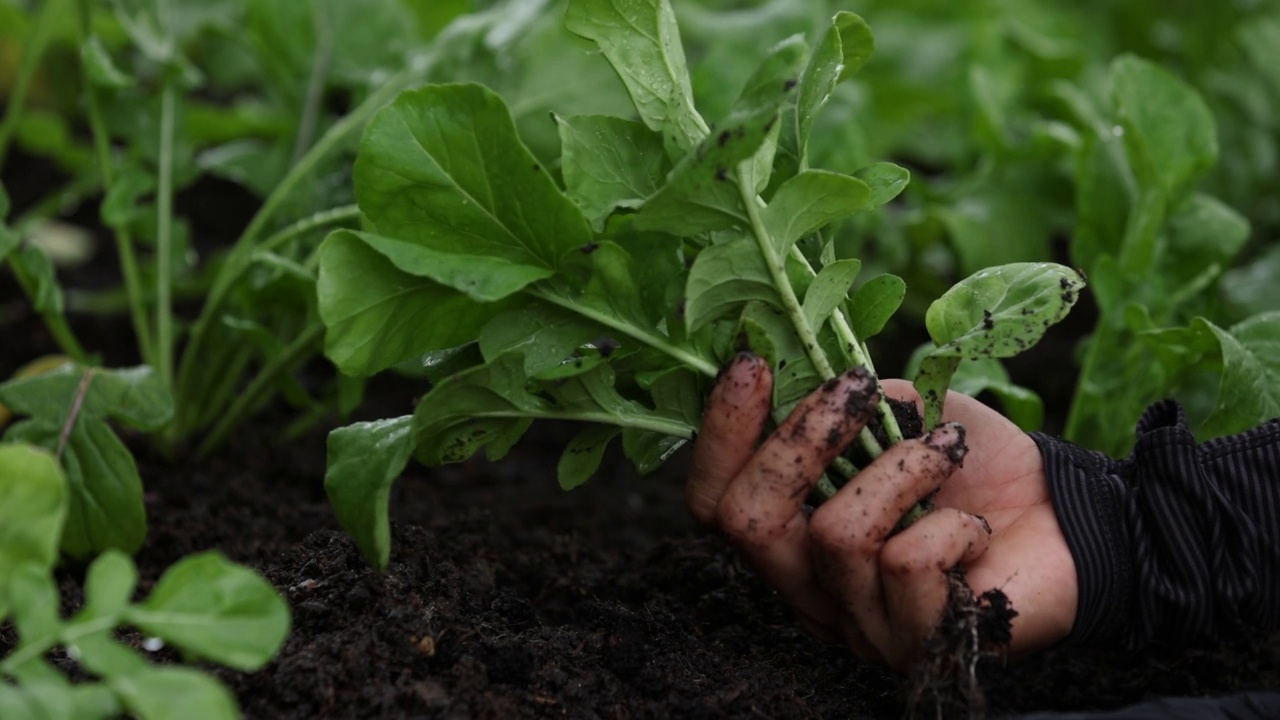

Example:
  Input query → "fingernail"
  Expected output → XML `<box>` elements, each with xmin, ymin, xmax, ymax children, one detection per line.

<box><xmin>926</xmin><ymin>422</ymin><xmax>968</xmax><ymax>464</ymax></box>
<box><xmin>719</xmin><ymin>352</ymin><xmax>764</xmax><ymax>407</ymax></box>
<box><xmin>970</xmin><ymin>513</ymin><xmax>992</xmax><ymax>534</ymax></box>
<box><xmin>839</xmin><ymin>366</ymin><xmax>878</xmax><ymax>418</ymax></box>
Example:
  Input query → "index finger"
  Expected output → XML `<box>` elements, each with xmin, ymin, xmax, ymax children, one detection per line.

<box><xmin>717</xmin><ymin>367</ymin><xmax>879</xmax><ymax>594</ymax></box>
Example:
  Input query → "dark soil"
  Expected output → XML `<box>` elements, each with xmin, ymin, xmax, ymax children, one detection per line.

<box><xmin>3</xmin><ymin>150</ymin><xmax>1278</xmax><ymax>719</ymax></box>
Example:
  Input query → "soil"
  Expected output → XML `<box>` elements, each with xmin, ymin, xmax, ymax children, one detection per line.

<box><xmin>3</xmin><ymin>151</ymin><xmax>1279</xmax><ymax>719</ymax></box>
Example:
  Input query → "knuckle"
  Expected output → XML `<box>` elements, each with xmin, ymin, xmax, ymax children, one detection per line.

<box><xmin>716</xmin><ymin>502</ymin><xmax>767</xmax><ymax>546</ymax></box>
<box><xmin>880</xmin><ymin>537</ymin><xmax>930</xmax><ymax>577</ymax></box>
<box><xmin>808</xmin><ymin>508</ymin><xmax>859</xmax><ymax>553</ymax></box>
<box><xmin>684</xmin><ymin>484</ymin><xmax>720</xmax><ymax>527</ymax></box>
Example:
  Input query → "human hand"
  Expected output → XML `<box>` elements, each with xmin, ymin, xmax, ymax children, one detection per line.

<box><xmin>686</xmin><ymin>353</ymin><xmax>1077</xmax><ymax>671</ymax></box>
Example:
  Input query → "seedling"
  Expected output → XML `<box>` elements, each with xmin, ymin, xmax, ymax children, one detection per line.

<box><xmin>0</xmin><ymin>444</ymin><xmax>289</xmax><ymax>720</ymax></box>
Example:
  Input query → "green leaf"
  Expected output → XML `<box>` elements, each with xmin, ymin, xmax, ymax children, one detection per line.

<box><xmin>734</xmin><ymin>34</ymin><xmax>807</xmax><ymax>194</ymax></box>
<box><xmin>81</xmin><ymin>550</ymin><xmax>139</xmax><ymax>620</ymax></box>
<box><xmin>0</xmin><ymin>680</ymin><xmax>83</xmax><ymax>720</ymax></box>
<box><xmin>317</xmin><ymin>230</ymin><xmax>514</xmax><ymax>376</ymax></box>
<box><xmin>565</xmin><ymin>0</ymin><xmax>707</xmax><ymax>154</ymax></box>
<box><xmin>1111</xmin><ymin>55</ymin><xmax>1217</xmax><ymax>196</ymax></box>
<box><xmin>913</xmin><ymin>356</ymin><xmax>961</xmax><ymax>430</ymax></box>
<box><xmin>853</xmin><ymin>162</ymin><xmax>910</xmax><ymax>209</ymax></box>
<box><xmin>684</xmin><ymin>240</ymin><xmax>780</xmax><ymax>332</ymax></box>
<box><xmin>558</xmin><ymin>425</ymin><xmax>621</xmax><ymax>490</ymax></box>
<box><xmin>324</xmin><ymin>416</ymin><xmax>414</xmax><ymax>571</ymax></box>
<box><xmin>354</xmin><ymin>84</ymin><xmax>592</xmax><ymax>300</ymax></box>
<box><xmin>621</xmin><ymin>427</ymin><xmax>687</xmax><ymax>474</ymax></box>
<box><xmin>126</xmin><ymin>552</ymin><xmax>290</xmax><ymax>672</ymax></box>
<box><xmin>66</xmin><ymin>626</ymin><xmax>148</xmax><ymax>679</ymax></box>
<box><xmin>479</xmin><ymin>304</ymin><xmax>603</xmax><ymax>376</ymax></box>
<box><xmin>9</xmin><ymin>562</ymin><xmax>60</xmax><ymax>643</ymax></box>
<box><xmin>632</xmin><ymin>67</ymin><xmax>795</xmax><ymax>235</ymax></box>
<box><xmin>0</xmin><ymin>444</ymin><xmax>66</xmax><ymax>618</ymax></box>
<box><xmin>1197</xmin><ymin>313</ymin><xmax>1280</xmax><ymax>438</ymax></box>
<box><xmin>10</xmin><ymin>246</ymin><xmax>64</xmax><ymax>314</ymax></box>
<box><xmin>949</xmin><ymin>358</ymin><xmax>1044</xmax><ymax>431</ymax></box>
<box><xmin>412</xmin><ymin>353</ymin><xmax>548</xmax><ymax>465</ymax></box>
<box><xmin>1162</xmin><ymin>192</ymin><xmax>1250</xmax><ymax>291</ymax></box>
<box><xmin>0</xmin><ymin>364</ymin><xmax>174</xmax><ymax>432</ymax></box>
<box><xmin>1073</xmin><ymin>131</ymin><xmax>1133</xmax><ymax>273</ymax></box>
<box><xmin>916</xmin><ymin>263</ymin><xmax>1085</xmax><ymax>428</ymax></box>
<box><xmin>5</xmin><ymin>418</ymin><xmax>147</xmax><ymax>560</ymax></box>
<box><xmin>834</xmin><ymin>11</ymin><xmax>875</xmax><ymax>81</ymax></box>
<box><xmin>802</xmin><ymin>259</ymin><xmax>861</xmax><ymax>329</ymax></box>
<box><xmin>556</xmin><ymin>115</ymin><xmax>669</xmax><ymax>229</ymax></box>
<box><xmin>111</xmin><ymin>667</ymin><xmax>239</xmax><ymax>720</ymax></box>
<box><xmin>739</xmin><ymin>302</ymin><xmax>818</xmax><ymax>414</ymax></box>
<box><xmin>763</xmin><ymin>170</ymin><xmax>871</xmax><ymax>254</ymax></box>
<box><xmin>848</xmin><ymin>273</ymin><xmax>906</xmax><ymax>341</ymax></box>
<box><xmin>924</xmin><ymin>263</ymin><xmax>1086</xmax><ymax>357</ymax></box>
<box><xmin>81</xmin><ymin>36</ymin><xmax>135</xmax><ymax>89</ymax></box>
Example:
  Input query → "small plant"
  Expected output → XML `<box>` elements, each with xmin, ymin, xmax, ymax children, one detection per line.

<box><xmin>0</xmin><ymin>443</ymin><xmax>289</xmax><ymax>719</ymax></box>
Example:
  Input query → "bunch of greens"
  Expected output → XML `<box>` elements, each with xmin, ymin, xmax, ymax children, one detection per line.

<box><xmin>1056</xmin><ymin>55</ymin><xmax>1279</xmax><ymax>455</ymax></box>
<box><xmin>0</xmin><ymin>443</ymin><xmax>289</xmax><ymax>719</ymax></box>
<box><xmin>317</xmin><ymin>0</ymin><xmax>1084</xmax><ymax>570</ymax></box>
<box><xmin>0</xmin><ymin>0</ymin><xmax>649</xmax><ymax>561</ymax></box>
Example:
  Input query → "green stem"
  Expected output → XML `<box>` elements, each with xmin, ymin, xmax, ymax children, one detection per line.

<box><xmin>76</xmin><ymin>0</ymin><xmax>154</xmax><ymax>367</ymax></box>
<box><xmin>195</xmin><ymin>322</ymin><xmax>325</xmax><ymax>458</ymax></box>
<box><xmin>155</xmin><ymin>80</ymin><xmax>177</xmax><ymax>390</ymax></box>
<box><xmin>9</xmin><ymin>252</ymin><xmax>89</xmax><ymax>363</ymax></box>
<box><xmin>0</xmin><ymin>0</ymin><xmax>63</xmax><ymax>168</ymax></box>
<box><xmin>788</xmin><ymin>245</ymin><xmax>904</xmax><ymax>444</ymax></box>
<box><xmin>739</xmin><ymin>176</ymin><xmax>884</xmax><ymax>457</ymax></box>
<box><xmin>531</xmin><ymin>287</ymin><xmax>719</xmax><ymax>378</ymax></box>
<box><xmin>175</xmin><ymin>65</ymin><xmax>426</xmax><ymax>412</ymax></box>
<box><xmin>259</xmin><ymin>204</ymin><xmax>360</xmax><ymax>256</ymax></box>
<box><xmin>292</xmin><ymin>0</ymin><xmax>332</xmax><ymax>166</ymax></box>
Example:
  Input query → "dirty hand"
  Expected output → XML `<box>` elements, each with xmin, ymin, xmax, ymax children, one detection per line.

<box><xmin>686</xmin><ymin>353</ymin><xmax>1077</xmax><ymax>671</ymax></box>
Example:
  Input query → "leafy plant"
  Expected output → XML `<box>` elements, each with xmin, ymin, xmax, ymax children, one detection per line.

<box><xmin>1057</xmin><ymin>55</ymin><xmax>1278</xmax><ymax>454</ymax></box>
<box><xmin>316</xmin><ymin>0</ymin><xmax>1083</xmax><ymax>571</ymax></box>
<box><xmin>0</xmin><ymin>0</ymin><xmax>548</xmax><ymax>557</ymax></box>
<box><xmin>0</xmin><ymin>443</ymin><xmax>289</xmax><ymax>719</ymax></box>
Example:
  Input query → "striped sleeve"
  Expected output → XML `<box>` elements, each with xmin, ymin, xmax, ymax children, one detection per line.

<box><xmin>1030</xmin><ymin>401</ymin><xmax>1280</xmax><ymax>649</ymax></box>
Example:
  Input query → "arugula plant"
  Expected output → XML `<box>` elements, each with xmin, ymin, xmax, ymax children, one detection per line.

<box><xmin>317</xmin><ymin>0</ymin><xmax>1083</xmax><ymax>570</ymax></box>
<box><xmin>1055</xmin><ymin>56</ymin><xmax>1279</xmax><ymax>455</ymax></box>
<box><xmin>0</xmin><ymin>443</ymin><xmax>290</xmax><ymax>720</ymax></box>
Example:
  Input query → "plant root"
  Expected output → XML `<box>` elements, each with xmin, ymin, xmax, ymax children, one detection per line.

<box><xmin>905</xmin><ymin>567</ymin><xmax>1018</xmax><ymax>720</ymax></box>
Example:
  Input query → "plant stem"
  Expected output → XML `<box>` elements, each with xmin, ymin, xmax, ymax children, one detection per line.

<box><xmin>8</xmin><ymin>252</ymin><xmax>89</xmax><ymax>363</ymax></box>
<box><xmin>195</xmin><ymin>322</ymin><xmax>325</xmax><ymax>458</ymax></box>
<box><xmin>0</xmin><ymin>0</ymin><xmax>63</xmax><ymax>168</ymax></box>
<box><xmin>259</xmin><ymin>204</ymin><xmax>361</xmax><ymax>256</ymax></box>
<box><xmin>174</xmin><ymin>65</ymin><xmax>427</xmax><ymax>423</ymax></box>
<box><xmin>76</xmin><ymin>0</ymin><xmax>155</xmax><ymax>367</ymax></box>
<box><xmin>531</xmin><ymin>288</ymin><xmax>719</xmax><ymax>378</ymax></box>
<box><xmin>292</xmin><ymin>0</ymin><xmax>332</xmax><ymax>166</ymax></box>
<box><xmin>155</xmin><ymin>80</ymin><xmax>177</xmax><ymax>391</ymax></box>
<box><xmin>787</xmin><ymin>245</ymin><xmax>904</xmax><ymax>444</ymax></box>
<box><xmin>738</xmin><ymin>176</ymin><xmax>885</xmax><ymax>457</ymax></box>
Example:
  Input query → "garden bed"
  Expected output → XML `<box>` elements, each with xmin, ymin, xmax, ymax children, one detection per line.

<box><xmin>3</xmin><ymin>325</ymin><xmax>1275</xmax><ymax>718</ymax></box>
<box><xmin>99</xmin><ymin>406</ymin><xmax>1280</xmax><ymax>718</ymax></box>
